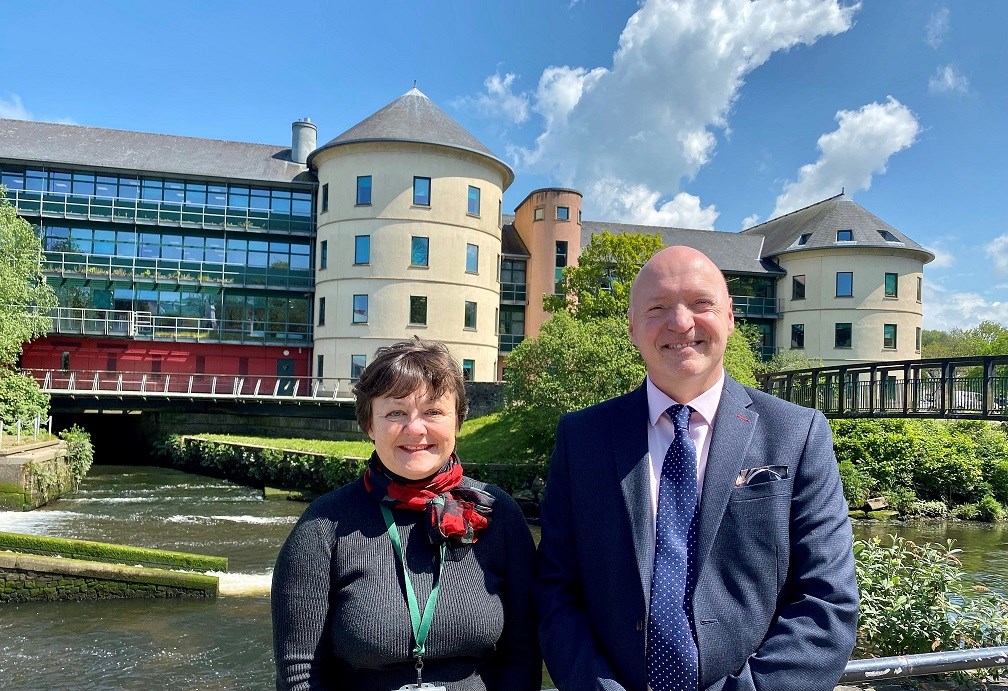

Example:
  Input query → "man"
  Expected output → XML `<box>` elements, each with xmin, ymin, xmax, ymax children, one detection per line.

<box><xmin>537</xmin><ymin>246</ymin><xmax>858</xmax><ymax>691</ymax></box>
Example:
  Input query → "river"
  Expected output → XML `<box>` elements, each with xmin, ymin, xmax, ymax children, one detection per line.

<box><xmin>2</xmin><ymin>465</ymin><xmax>1008</xmax><ymax>690</ymax></box>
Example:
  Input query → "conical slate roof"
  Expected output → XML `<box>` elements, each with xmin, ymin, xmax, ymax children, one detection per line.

<box><xmin>742</xmin><ymin>193</ymin><xmax>934</xmax><ymax>262</ymax></box>
<box><xmin>307</xmin><ymin>87</ymin><xmax>513</xmax><ymax>187</ymax></box>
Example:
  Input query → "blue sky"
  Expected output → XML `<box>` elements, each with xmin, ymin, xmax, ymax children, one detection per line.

<box><xmin>2</xmin><ymin>0</ymin><xmax>1005</xmax><ymax>331</ymax></box>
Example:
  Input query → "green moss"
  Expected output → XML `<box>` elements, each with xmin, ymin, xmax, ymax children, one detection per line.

<box><xmin>0</xmin><ymin>531</ymin><xmax>227</xmax><ymax>572</ymax></box>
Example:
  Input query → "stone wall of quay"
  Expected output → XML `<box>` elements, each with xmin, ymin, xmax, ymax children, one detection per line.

<box><xmin>0</xmin><ymin>440</ymin><xmax>75</xmax><ymax>511</ymax></box>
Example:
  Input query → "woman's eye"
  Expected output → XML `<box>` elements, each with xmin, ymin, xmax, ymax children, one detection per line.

<box><xmin>385</xmin><ymin>410</ymin><xmax>405</xmax><ymax>419</ymax></box>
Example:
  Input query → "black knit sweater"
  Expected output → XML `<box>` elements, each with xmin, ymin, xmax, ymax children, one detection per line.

<box><xmin>271</xmin><ymin>476</ymin><xmax>541</xmax><ymax>691</ymax></box>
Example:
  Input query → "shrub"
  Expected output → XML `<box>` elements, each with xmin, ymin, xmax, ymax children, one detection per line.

<box><xmin>0</xmin><ymin>370</ymin><xmax>49</xmax><ymax>427</ymax></box>
<box><xmin>904</xmin><ymin>500</ymin><xmax>949</xmax><ymax>519</ymax></box>
<box><xmin>977</xmin><ymin>494</ymin><xmax>1005</xmax><ymax>523</ymax></box>
<box><xmin>953</xmin><ymin>503</ymin><xmax>980</xmax><ymax>521</ymax></box>
<box><xmin>58</xmin><ymin>424</ymin><xmax>93</xmax><ymax>486</ymax></box>
<box><xmin>838</xmin><ymin>459</ymin><xmax>875</xmax><ymax>508</ymax></box>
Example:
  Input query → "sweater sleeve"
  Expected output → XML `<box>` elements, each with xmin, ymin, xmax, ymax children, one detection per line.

<box><xmin>485</xmin><ymin>490</ymin><xmax>542</xmax><ymax>691</ymax></box>
<box><xmin>271</xmin><ymin>500</ymin><xmax>340</xmax><ymax>691</ymax></box>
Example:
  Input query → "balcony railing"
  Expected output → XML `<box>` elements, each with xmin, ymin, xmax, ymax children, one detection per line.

<box><xmin>731</xmin><ymin>295</ymin><xmax>782</xmax><ymax>318</ymax></box>
<box><xmin>42</xmin><ymin>251</ymin><xmax>313</xmax><ymax>291</ymax></box>
<box><xmin>47</xmin><ymin>307</ymin><xmax>312</xmax><ymax>347</ymax></box>
<box><xmin>7</xmin><ymin>188</ymin><xmax>313</xmax><ymax>234</ymax></box>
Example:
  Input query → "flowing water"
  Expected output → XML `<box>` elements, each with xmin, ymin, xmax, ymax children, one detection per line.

<box><xmin>3</xmin><ymin>465</ymin><xmax>1008</xmax><ymax>690</ymax></box>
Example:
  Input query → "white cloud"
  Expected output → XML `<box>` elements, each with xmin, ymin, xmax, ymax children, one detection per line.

<box><xmin>926</xmin><ymin>7</ymin><xmax>949</xmax><ymax>48</ymax></box>
<box><xmin>923</xmin><ymin>284</ymin><xmax>1008</xmax><ymax>331</ymax></box>
<box><xmin>587</xmin><ymin>178</ymin><xmax>720</xmax><ymax>227</ymax></box>
<box><xmin>741</xmin><ymin>214</ymin><xmax>760</xmax><ymax>230</ymax></box>
<box><xmin>454</xmin><ymin>72</ymin><xmax>530</xmax><ymax>125</ymax></box>
<box><xmin>771</xmin><ymin>97</ymin><xmax>920</xmax><ymax>217</ymax></box>
<box><xmin>0</xmin><ymin>94</ymin><xmax>32</xmax><ymax>120</ymax></box>
<box><xmin>928</xmin><ymin>65</ymin><xmax>969</xmax><ymax>94</ymax></box>
<box><xmin>984</xmin><ymin>235</ymin><xmax>1008</xmax><ymax>273</ymax></box>
<box><xmin>484</xmin><ymin>0</ymin><xmax>857</xmax><ymax>223</ymax></box>
<box><xmin>923</xmin><ymin>241</ymin><xmax>955</xmax><ymax>269</ymax></box>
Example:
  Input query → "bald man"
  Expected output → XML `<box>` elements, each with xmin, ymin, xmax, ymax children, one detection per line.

<box><xmin>537</xmin><ymin>246</ymin><xmax>857</xmax><ymax>691</ymax></box>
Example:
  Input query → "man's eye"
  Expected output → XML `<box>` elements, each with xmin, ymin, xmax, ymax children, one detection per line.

<box><xmin>386</xmin><ymin>410</ymin><xmax>405</xmax><ymax>418</ymax></box>
<box><xmin>425</xmin><ymin>409</ymin><xmax>445</xmax><ymax>418</ymax></box>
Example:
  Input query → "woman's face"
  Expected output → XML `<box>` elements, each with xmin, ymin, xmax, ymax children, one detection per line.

<box><xmin>368</xmin><ymin>388</ymin><xmax>458</xmax><ymax>481</ymax></box>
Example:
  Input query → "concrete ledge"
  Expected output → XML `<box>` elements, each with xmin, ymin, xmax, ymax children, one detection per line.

<box><xmin>0</xmin><ymin>531</ymin><xmax>228</xmax><ymax>572</ymax></box>
<box><xmin>0</xmin><ymin>439</ymin><xmax>60</xmax><ymax>458</ymax></box>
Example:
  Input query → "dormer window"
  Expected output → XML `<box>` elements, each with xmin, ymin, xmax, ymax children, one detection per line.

<box><xmin>836</xmin><ymin>229</ymin><xmax>853</xmax><ymax>242</ymax></box>
<box><xmin>878</xmin><ymin>229</ymin><xmax>901</xmax><ymax>243</ymax></box>
<box><xmin>796</xmin><ymin>233</ymin><xmax>812</xmax><ymax>246</ymax></box>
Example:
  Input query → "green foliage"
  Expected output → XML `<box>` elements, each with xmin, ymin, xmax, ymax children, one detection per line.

<box><xmin>503</xmin><ymin>312</ymin><xmax>646</xmax><ymax>453</ymax></box>
<box><xmin>953</xmin><ymin>503</ymin><xmax>980</xmax><ymax>521</ymax></box>
<box><xmin>0</xmin><ymin>189</ymin><xmax>57</xmax><ymax>370</ymax></box>
<box><xmin>914</xmin><ymin>422</ymin><xmax>986</xmax><ymax>506</ymax></box>
<box><xmin>543</xmin><ymin>230</ymin><xmax>665</xmax><ymax>320</ymax></box>
<box><xmin>978</xmin><ymin>494</ymin><xmax>1005</xmax><ymax>522</ymax></box>
<box><xmin>922</xmin><ymin>321</ymin><xmax>1008</xmax><ymax>359</ymax></box>
<box><xmin>838</xmin><ymin>459</ymin><xmax>875</xmax><ymax>507</ymax></box>
<box><xmin>58</xmin><ymin>424</ymin><xmax>94</xmax><ymax>486</ymax></box>
<box><xmin>755</xmin><ymin>349</ymin><xmax>824</xmax><ymax>375</ymax></box>
<box><xmin>854</xmin><ymin>536</ymin><xmax>1008</xmax><ymax>665</ymax></box>
<box><xmin>723</xmin><ymin>329</ymin><xmax>759</xmax><ymax>387</ymax></box>
<box><xmin>0</xmin><ymin>369</ymin><xmax>50</xmax><ymax>426</ymax></box>
<box><xmin>831</xmin><ymin>419</ymin><xmax>918</xmax><ymax>494</ymax></box>
<box><xmin>455</xmin><ymin>410</ymin><xmax>548</xmax><ymax>464</ymax></box>
<box><xmin>903</xmin><ymin>500</ymin><xmax>949</xmax><ymax>519</ymax></box>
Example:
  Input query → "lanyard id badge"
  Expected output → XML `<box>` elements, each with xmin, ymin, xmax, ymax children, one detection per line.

<box><xmin>381</xmin><ymin>505</ymin><xmax>447</xmax><ymax>690</ymax></box>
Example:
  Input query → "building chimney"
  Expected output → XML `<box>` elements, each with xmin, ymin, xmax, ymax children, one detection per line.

<box><xmin>291</xmin><ymin>118</ymin><xmax>317</xmax><ymax>165</ymax></box>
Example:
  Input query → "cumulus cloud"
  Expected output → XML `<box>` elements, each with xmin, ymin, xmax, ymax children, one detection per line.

<box><xmin>0</xmin><ymin>94</ymin><xmax>32</xmax><ymax>120</ymax></box>
<box><xmin>923</xmin><ymin>283</ymin><xmax>1008</xmax><ymax>331</ymax></box>
<box><xmin>476</xmin><ymin>0</ymin><xmax>857</xmax><ymax>224</ymax></box>
<box><xmin>923</xmin><ymin>241</ymin><xmax>955</xmax><ymax>269</ymax></box>
<box><xmin>771</xmin><ymin>97</ymin><xmax>920</xmax><ymax>217</ymax></box>
<box><xmin>926</xmin><ymin>7</ymin><xmax>949</xmax><ymax>48</ymax></box>
<box><xmin>928</xmin><ymin>65</ymin><xmax>969</xmax><ymax>94</ymax></box>
<box><xmin>984</xmin><ymin>235</ymin><xmax>1008</xmax><ymax>273</ymax></box>
<box><xmin>586</xmin><ymin>178</ymin><xmax>720</xmax><ymax>228</ymax></box>
<box><xmin>454</xmin><ymin>72</ymin><xmax>530</xmax><ymax>125</ymax></box>
<box><xmin>740</xmin><ymin>214</ymin><xmax>760</xmax><ymax>230</ymax></box>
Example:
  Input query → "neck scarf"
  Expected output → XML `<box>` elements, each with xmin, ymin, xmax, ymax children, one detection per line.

<box><xmin>363</xmin><ymin>452</ymin><xmax>494</xmax><ymax>545</ymax></box>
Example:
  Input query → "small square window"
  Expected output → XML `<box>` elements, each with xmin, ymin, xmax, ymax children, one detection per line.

<box><xmin>355</xmin><ymin>235</ymin><xmax>370</xmax><ymax>265</ymax></box>
<box><xmin>883</xmin><ymin>323</ymin><xmax>897</xmax><ymax>350</ymax></box>
<box><xmin>835</xmin><ymin>323</ymin><xmax>852</xmax><ymax>348</ymax></box>
<box><xmin>320</xmin><ymin>183</ymin><xmax>329</xmax><ymax>213</ymax></box>
<box><xmin>792</xmin><ymin>275</ymin><xmax>805</xmax><ymax>300</ymax></box>
<box><xmin>836</xmin><ymin>271</ymin><xmax>853</xmax><ymax>297</ymax></box>
<box><xmin>556</xmin><ymin>206</ymin><xmax>570</xmax><ymax>221</ymax></box>
<box><xmin>533</xmin><ymin>206</ymin><xmax>544</xmax><ymax>221</ymax></box>
<box><xmin>352</xmin><ymin>294</ymin><xmax>368</xmax><ymax>323</ymax></box>
<box><xmin>320</xmin><ymin>240</ymin><xmax>328</xmax><ymax>270</ymax></box>
<box><xmin>356</xmin><ymin>175</ymin><xmax>372</xmax><ymax>205</ymax></box>
<box><xmin>462</xmin><ymin>359</ymin><xmax>475</xmax><ymax>381</ymax></box>
<box><xmin>836</xmin><ymin>229</ymin><xmax>853</xmax><ymax>242</ymax></box>
<box><xmin>467</xmin><ymin>185</ymin><xmax>480</xmax><ymax>216</ymax></box>
<box><xmin>411</xmin><ymin>236</ymin><xmax>429</xmax><ymax>267</ymax></box>
<box><xmin>791</xmin><ymin>324</ymin><xmax>804</xmax><ymax>349</ymax></box>
<box><xmin>351</xmin><ymin>354</ymin><xmax>366</xmax><ymax>380</ymax></box>
<box><xmin>464</xmin><ymin>301</ymin><xmax>477</xmax><ymax>329</ymax></box>
<box><xmin>318</xmin><ymin>296</ymin><xmax>326</xmax><ymax>326</ymax></box>
<box><xmin>884</xmin><ymin>272</ymin><xmax>898</xmax><ymax>298</ymax></box>
<box><xmin>466</xmin><ymin>243</ymin><xmax>479</xmax><ymax>274</ymax></box>
<box><xmin>410</xmin><ymin>296</ymin><xmax>428</xmax><ymax>325</ymax></box>
<box><xmin>413</xmin><ymin>176</ymin><xmax>431</xmax><ymax>206</ymax></box>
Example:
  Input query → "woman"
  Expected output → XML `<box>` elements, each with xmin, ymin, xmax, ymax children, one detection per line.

<box><xmin>272</xmin><ymin>339</ymin><xmax>540</xmax><ymax>690</ymax></box>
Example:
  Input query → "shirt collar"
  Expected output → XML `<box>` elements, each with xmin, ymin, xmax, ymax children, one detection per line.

<box><xmin>645</xmin><ymin>371</ymin><xmax>726</xmax><ymax>427</ymax></box>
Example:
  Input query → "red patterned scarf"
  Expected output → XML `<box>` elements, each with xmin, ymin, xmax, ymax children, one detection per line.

<box><xmin>363</xmin><ymin>452</ymin><xmax>494</xmax><ymax>545</ymax></box>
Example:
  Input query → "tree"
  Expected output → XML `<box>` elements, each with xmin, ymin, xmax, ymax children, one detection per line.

<box><xmin>543</xmin><ymin>230</ymin><xmax>665</xmax><ymax>321</ymax></box>
<box><xmin>0</xmin><ymin>189</ymin><xmax>57</xmax><ymax>424</ymax></box>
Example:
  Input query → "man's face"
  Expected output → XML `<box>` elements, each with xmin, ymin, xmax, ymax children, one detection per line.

<box><xmin>628</xmin><ymin>247</ymin><xmax>735</xmax><ymax>401</ymax></box>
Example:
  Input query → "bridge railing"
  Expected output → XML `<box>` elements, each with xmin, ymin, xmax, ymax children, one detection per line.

<box><xmin>757</xmin><ymin>355</ymin><xmax>1008</xmax><ymax>419</ymax></box>
<box><xmin>24</xmin><ymin>369</ymin><xmax>356</xmax><ymax>402</ymax></box>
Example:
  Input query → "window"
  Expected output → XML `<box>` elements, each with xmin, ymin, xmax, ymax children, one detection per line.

<box><xmin>916</xmin><ymin>327</ymin><xmax>922</xmax><ymax>352</ymax></box>
<box><xmin>462</xmin><ymin>359</ymin><xmax>475</xmax><ymax>381</ymax></box>
<box><xmin>413</xmin><ymin>176</ymin><xmax>431</xmax><ymax>206</ymax></box>
<box><xmin>316</xmin><ymin>354</ymin><xmax>324</xmax><ymax>379</ymax></box>
<box><xmin>467</xmin><ymin>185</ymin><xmax>480</xmax><ymax>216</ymax></box>
<box><xmin>356</xmin><ymin>175</ymin><xmax>372</xmax><ymax>205</ymax></box>
<box><xmin>836</xmin><ymin>229</ymin><xmax>853</xmax><ymax>242</ymax></box>
<box><xmin>464</xmin><ymin>301</ymin><xmax>477</xmax><ymax>329</ymax></box>
<box><xmin>835</xmin><ymin>323</ymin><xmax>852</xmax><ymax>348</ymax></box>
<box><xmin>791</xmin><ymin>324</ymin><xmax>805</xmax><ymax>349</ymax></box>
<box><xmin>317</xmin><ymin>296</ymin><xmax>326</xmax><ymax>326</ymax></box>
<box><xmin>533</xmin><ymin>206</ymin><xmax>544</xmax><ymax>221</ymax></box>
<box><xmin>351</xmin><ymin>354</ymin><xmax>366</xmax><ymax>380</ymax></box>
<box><xmin>878</xmin><ymin>229</ymin><xmax>900</xmax><ymax>242</ymax></box>
<box><xmin>917</xmin><ymin>277</ymin><xmax>922</xmax><ymax>302</ymax></box>
<box><xmin>321</xmin><ymin>183</ymin><xmax>329</xmax><ymax>212</ymax></box>
<box><xmin>883</xmin><ymin>323</ymin><xmax>898</xmax><ymax>350</ymax></box>
<box><xmin>792</xmin><ymin>275</ymin><xmax>806</xmax><ymax>300</ymax></box>
<box><xmin>556</xmin><ymin>206</ymin><xmax>570</xmax><ymax>221</ymax></box>
<box><xmin>319</xmin><ymin>240</ymin><xmax>328</xmax><ymax>270</ymax></box>
<box><xmin>797</xmin><ymin>233</ymin><xmax>811</xmax><ymax>246</ymax></box>
<box><xmin>411</xmin><ymin>236</ymin><xmax>429</xmax><ymax>267</ymax></box>
<box><xmin>836</xmin><ymin>271</ymin><xmax>853</xmax><ymax>297</ymax></box>
<box><xmin>352</xmin><ymin>294</ymin><xmax>368</xmax><ymax>323</ymax></box>
<box><xmin>410</xmin><ymin>296</ymin><xmax>428</xmax><ymax>325</ymax></box>
<box><xmin>466</xmin><ymin>243</ymin><xmax>479</xmax><ymax>274</ymax></box>
<box><xmin>355</xmin><ymin>235</ymin><xmax>370</xmax><ymax>265</ymax></box>
<box><xmin>555</xmin><ymin>241</ymin><xmax>569</xmax><ymax>294</ymax></box>
<box><xmin>884</xmin><ymin>272</ymin><xmax>898</xmax><ymax>298</ymax></box>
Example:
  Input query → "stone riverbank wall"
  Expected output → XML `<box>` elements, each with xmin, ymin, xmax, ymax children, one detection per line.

<box><xmin>0</xmin><ymin>531</ymin><xmax>225</xmax><ymax>604</ymax></box>
<box><xmin>0</xmin><ymin>440</ymin><xmax>76</xmax><ymax>511</ymax></box>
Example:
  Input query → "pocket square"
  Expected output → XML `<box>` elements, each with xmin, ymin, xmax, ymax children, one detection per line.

<box><xmin>735</xmin><ymin>465</ymin><xmax>789</xmax><ymax>487</ymax></box>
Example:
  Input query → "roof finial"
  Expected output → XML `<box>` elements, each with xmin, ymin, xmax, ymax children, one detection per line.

<box><xmin>841</xmin><ymin>186</ymin><xmax>845</xmax><ymax>195</ymax></box>
<box><xmin>413</xmin><ymin>80</ymin><xmax>417</xmax><ymax>89</ymax></box>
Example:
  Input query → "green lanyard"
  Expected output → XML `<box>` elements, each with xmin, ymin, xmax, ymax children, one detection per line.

<box><xmin>380</xmin><ymin>504</ymin><xmax>446</xmax><ymax>666</ymax></box>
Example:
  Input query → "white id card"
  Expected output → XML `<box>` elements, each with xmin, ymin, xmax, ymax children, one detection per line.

<box><xmin>397</xmin><ymin>685</ymin><xmax>447</xmax><ymax>691</ymax></box>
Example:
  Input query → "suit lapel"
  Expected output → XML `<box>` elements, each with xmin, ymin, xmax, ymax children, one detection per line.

<box><xmin>695</xmin><ymin>376</ymin><xmax>757</xmax><ymax>573</ymax></box>
<box><xmin>615</xmin><ymin>384</ymin><xmax>652</xmax><ymax>602</ymax></box>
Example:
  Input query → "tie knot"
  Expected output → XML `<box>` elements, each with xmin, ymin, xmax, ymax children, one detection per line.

<box><xmin>667</xmin><ymin>404</ymin><xmax>692</xmax><ymax>432</ymax></box>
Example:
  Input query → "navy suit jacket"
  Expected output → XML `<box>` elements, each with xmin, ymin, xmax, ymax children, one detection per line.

<box><xmin>537</xmin><ymin>375</ymin><xmax>858</xmax><ymax>691</ymax></box>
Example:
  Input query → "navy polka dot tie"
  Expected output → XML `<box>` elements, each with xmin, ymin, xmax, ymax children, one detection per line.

<box><xmin>647</xmin><ymin>403</ymin><xmax>699</xmax><ymax>691</ymax></box>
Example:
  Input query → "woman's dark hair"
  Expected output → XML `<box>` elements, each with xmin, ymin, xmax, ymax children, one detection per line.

<box><xmin>353</xmin><ymin>339</ymin><xmax>468</xmax><ymax>433</ymax></box>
